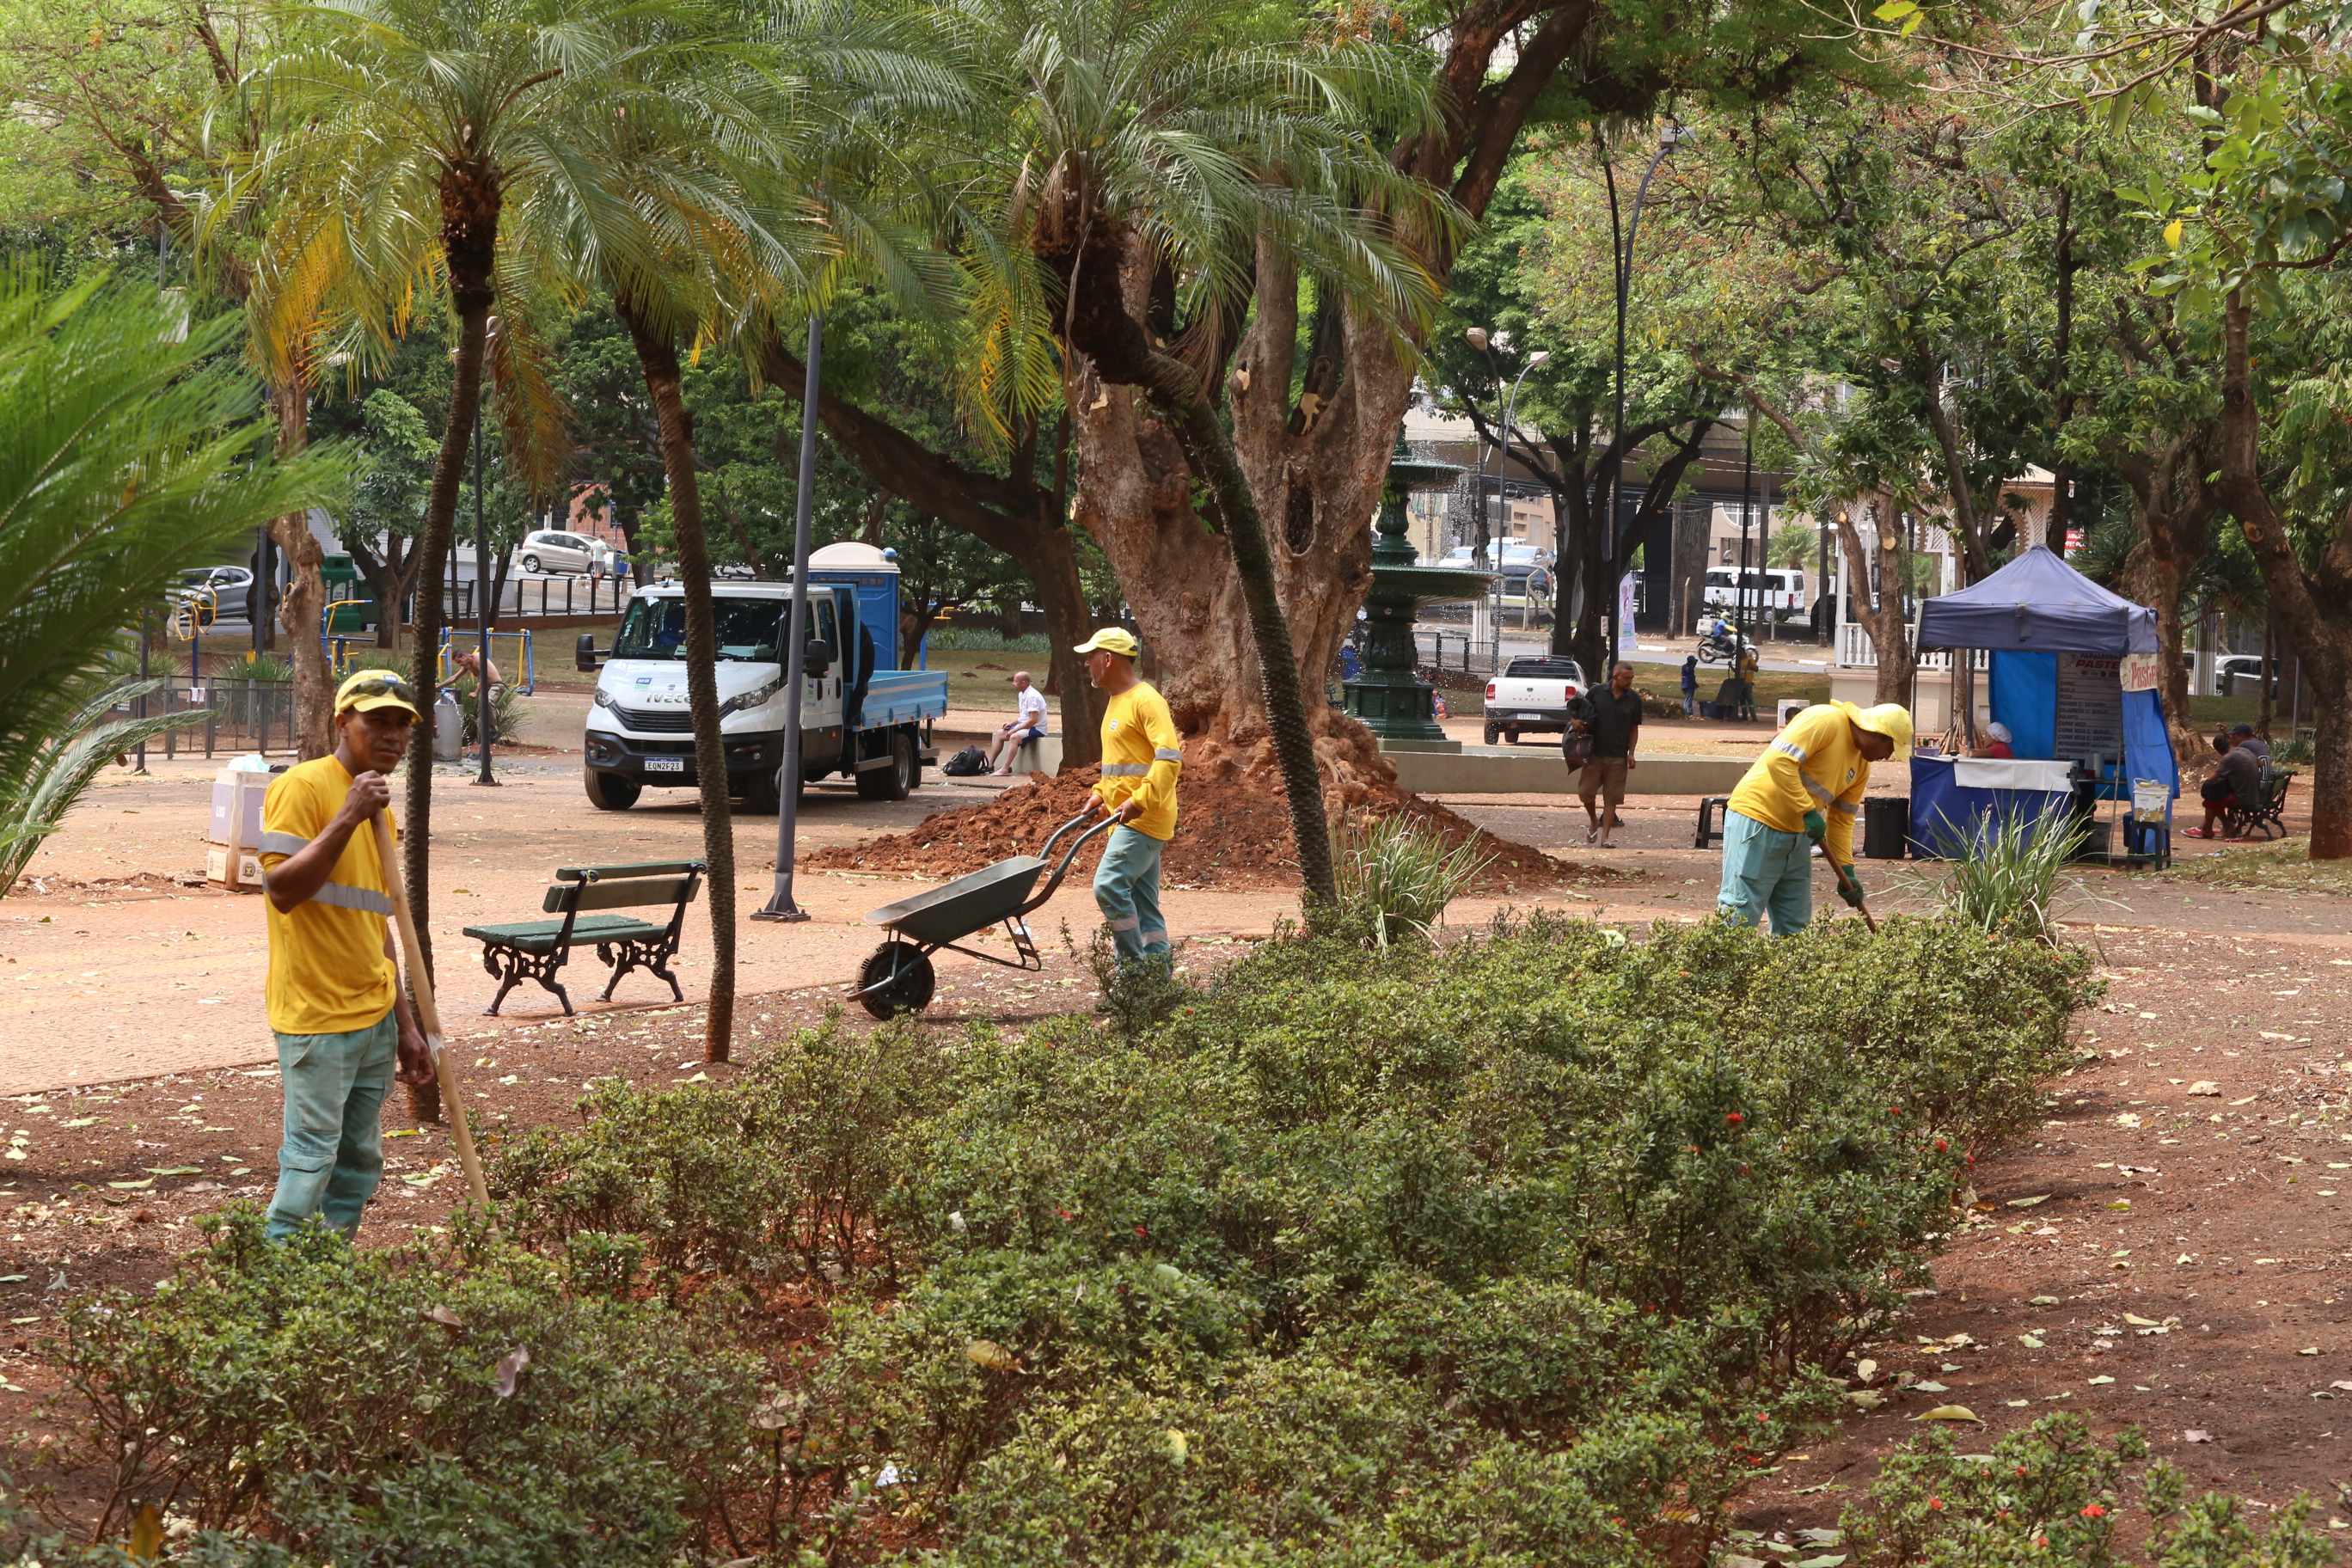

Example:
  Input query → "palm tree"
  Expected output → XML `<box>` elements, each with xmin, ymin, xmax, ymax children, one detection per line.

<box><xmin>239</xmin><ymin>0</ymin><xmax>628</xmax><ymax>951</ymax></box>
<box><xmin>904</xmin><ymin>0</ymin><xmax>1455</xmax><ymax>908</ymax></box>
<box><xmin>0</xmin><ymin>273</ymin><xmax>346</xmax><ymax>891</ymax></box>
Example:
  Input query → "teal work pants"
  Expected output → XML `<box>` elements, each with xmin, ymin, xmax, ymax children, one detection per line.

<box><xmin>265</xmin><ymin>1009</ymin><xmax>397</xmax><ymax>1240</ymax></box>
<box><xmin>1717</xmin><ymin>808</ymin><xmax>1815</xmax><ymax>936</ymax></box>
<box><xmin>1093</xmin><ymin>824</ymin><xmax>1170</xmax><ymax>967</ymax></box>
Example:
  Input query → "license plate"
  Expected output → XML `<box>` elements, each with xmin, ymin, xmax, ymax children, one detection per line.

<box><xmin>643</xmin><ymin>756</ymin><xmax>685</xmax><ymax>774</ymax></box>
<box><xmin>1516</xmin><ymin>713</ymin><xmax>1545</xmax><ymax>720</ymax></box>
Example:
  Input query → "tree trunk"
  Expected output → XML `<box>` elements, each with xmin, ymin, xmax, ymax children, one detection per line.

<box><xmin>1835</xmin><ymin>500</ymin><xmax>1916</xmax><ymax>706</ymax></box>
<box><xmin>1059</xmin><ymin>232</ymin><xmax>1351</xmax><ymax>905</ymax></box>
<box><xmin>2110</xmin><ymin>427</ymin><xmax>2219</xmax><ymax>755</ymax></box>
<box><xmin>618</xmin><ymin>295</ymin><xmax>737</xmax><ymax>1059</ymax></box>
<box><xmin>266</xmin><ymin>383</ymin><xmax>334</xmax><ymax>760</ymax></box>
<box><xmin>2214</xmin><ymin>290</ymin><xmax>2352</xmax><ymax>859</ymax></box>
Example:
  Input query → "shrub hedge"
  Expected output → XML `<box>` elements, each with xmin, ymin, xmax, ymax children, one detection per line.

<box><xmin>31</xmin><ymin>914</ymin><xmax>2102</xmax><ymax>1564</ymax></box>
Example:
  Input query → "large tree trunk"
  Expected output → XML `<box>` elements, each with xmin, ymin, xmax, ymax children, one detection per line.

<box><xmin>1834</xmin><ymin>500</ymin><xmax>1917</xmax><ymax>706</ymax></box>
<box><xmin>2110</xmin><ymin>427</ymin><xmax>2220</xmax><ymax>755</ymax></box>
<box><xmin>618</xmin><ymin>296</ymin><xmax>737</xmax><ymax>1059</ymax></box>
<box><xmin>759</xmin><ymin>337</ymin><xmax>1106</xmax><ymax>766</ymax></box>
<box><xmin>266</xmin><ymin>383</ymin><xmax>335</xmax><ymax>760</ymax></box>
<box><xmin>2215</xmin><ymin>291</ymin><xmax>2352</xmax><ymax>860</ymax></box>
<box><xmin>1060</xmin><ymin>231</ymin><xmax>1351</xmax><ymax>904</ymax></box>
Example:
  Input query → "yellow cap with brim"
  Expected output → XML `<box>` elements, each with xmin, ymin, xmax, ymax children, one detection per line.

<box><xmin>335</xmin><ymin>669</ymin><xmax>422</xmax><ymax>720</ymax></box>
<box><xmin>1073</xmin><ymin>627</ymin><xmax>1141</xmax><ymax>658</ymax></box>
<box><xmin>1845</xmin><ymin>701</ymin><xmax>1914</xmax><ymax>751</ymax></box>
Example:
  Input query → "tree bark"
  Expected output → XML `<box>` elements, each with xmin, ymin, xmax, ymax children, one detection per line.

<box><xmin>2214</xmin><ymin>291</ymin><xmax>2352</xmax><ymax>859</ymax></box>
<box><xmin>1834</xmin><ymin>500</ymin><xmax>1916</xmax><ymax>706</ymax></box>
<box><xmin>1058</xmin><ymin>230</ymin><xmax>1346</xmax><ymax>906</ymax></box>
<box><xmin>758</xmin><ymin>337</ymin><xmax>1105</xmax><ymax>765</ymax></box>
<box><xmin>619</xmin><ymin>295</ymin><xmax>737</xmax><ymax>1059</ymax></box>
<box><xmin>2109</xmin><ymin>428</ymin><xmax>2220</xmax><ymax>754</ymax></box>
<box><xmin>265</xmin><ymin>383</ymin><xmax>335</xmax><ymax>760</ymax></box>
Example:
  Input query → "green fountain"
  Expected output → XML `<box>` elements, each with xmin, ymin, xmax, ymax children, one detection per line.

<box><xmin>1342</xmin><ymin>431</ymin><xmax>1492</xmax><ymax>744</ymax></box>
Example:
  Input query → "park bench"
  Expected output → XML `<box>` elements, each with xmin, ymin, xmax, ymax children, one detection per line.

<box><xmin>462</xmin><ymin>861</ymin><xmax>704</xmax><ymax>1016</ymax></box>
<box><xmin>2220</xmin><ymin>767</ymin><xmax>2295</xmax><ymax>842</ymax></box>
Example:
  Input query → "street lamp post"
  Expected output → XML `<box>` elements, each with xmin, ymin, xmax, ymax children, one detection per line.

<box><xmin>1463</xmin><ymin>328</ymin><xmax>1549</xmax><ymax>660</ymax></box>
<box><xmin>1600</xmin><ymin>121</ymin><xmax>1689</xmax><ymax>663</ymax></box>
<box><xmin>752</xmin><ymin>310</ymin><xmax>825</xmax><ymax>923</ymax></box>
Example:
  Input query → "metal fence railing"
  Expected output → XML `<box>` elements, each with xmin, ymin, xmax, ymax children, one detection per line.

<box><xmin>1416</xmin><ymin>629</ymin><xmax>1501</xmax><ymax>678</ymax></box>
<box><xmin>146</xmin><ymin>677</ymin><xmax>299</xmax><ymax>760</ymax></box>
<box><xmin>438</xmin><ymin>573</ymin><xmax>634</xmax><ymax>623</ymax></box>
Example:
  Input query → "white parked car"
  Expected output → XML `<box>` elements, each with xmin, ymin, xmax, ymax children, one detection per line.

<box><xmin>1482</xmin><ymin>655</ymin><xmax>1586</xmax><ymax>744</ymax></box>
<box><xmin>518</xmin><ymin>529</ymin><xmax>598</xmax><ymax>574</ymax></box>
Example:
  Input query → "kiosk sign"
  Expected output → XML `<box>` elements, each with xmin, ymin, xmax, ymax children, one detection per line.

<box><xmin>2055</xmin><ymin>652</ymin><xmax>2123</xmax><ymax>761</ymax></box>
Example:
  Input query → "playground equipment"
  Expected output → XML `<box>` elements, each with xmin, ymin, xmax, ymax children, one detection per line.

<box><xmin>438</xmin><ymin>628</ymin><xmax>536</xmax><ymax>695</ymax></box>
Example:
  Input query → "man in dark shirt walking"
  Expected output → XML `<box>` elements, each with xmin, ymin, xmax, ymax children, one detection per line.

<box><xmin>1571</xmin><ymin>661</ymin><xmax>1644</xmax><ymax>847</ymax></box>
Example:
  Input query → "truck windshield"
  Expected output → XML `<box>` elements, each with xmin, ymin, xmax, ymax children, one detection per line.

<box><xmin>613</xmin><ymin>597</ymin><xmax>781</xmax><ymax>662</ymax></box>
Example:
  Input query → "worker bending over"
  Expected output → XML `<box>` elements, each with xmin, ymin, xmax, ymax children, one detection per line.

<box><xmin>256</xmin><ymin>671</ymin><xmax>438</xmax><ymax>1240</ymax></box>
<box><xmin>1076</xmin><ymin>628</ymin><xmax>1182</xmax><ymax>971</ymax></box>
<box><xmin>1718</xmin><ymin>701</ymin><xmax>1911</xmax><ymax>935</ymax></box>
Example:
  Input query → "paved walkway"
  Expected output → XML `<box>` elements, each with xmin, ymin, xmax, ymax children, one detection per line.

<box><xmin>0</xmin><ymin>753</ymin><xmax>2341</xmax><ymax>1096</ymax></box>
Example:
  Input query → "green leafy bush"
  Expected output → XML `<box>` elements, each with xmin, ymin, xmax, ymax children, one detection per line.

<box><xmin>1835</xmin><ymin>1414</ymin><xmax>2333</xmax><ymax>1568</ymax></box>
<box><xmin>1327</xmin><ymin>811</ymin><xmax>1494</xmax><ymax>947</ymax></box>
<box><xmin>46</xmin><ymin>916</ymin><xmax>2100</xmax><ymax>1560</ymax></box>
<box><xmin>36</xmin><ymin>1209</ymin><xmax>774</xmax><ymax>1564</ymax></box>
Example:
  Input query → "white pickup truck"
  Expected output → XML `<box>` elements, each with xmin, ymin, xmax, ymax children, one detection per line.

<box><xmin>1481</xmin><ymin>655</ymin><xmax>1587</xmax><ymax>745</ymax></box>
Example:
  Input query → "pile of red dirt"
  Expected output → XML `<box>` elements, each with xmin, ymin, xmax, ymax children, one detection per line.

<box><xmin>805</xmin><ymin>739</ymin><xmax>1631</xmax><ymax>895</ymax></box>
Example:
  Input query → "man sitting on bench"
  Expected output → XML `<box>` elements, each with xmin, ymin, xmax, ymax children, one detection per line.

<box><xmin>2186</xmin><ymin>730</ymin><xmax>2263</xmax><ymax>840</ymax></box>
<box><xmin>985</xmin><ymin>671</ymin><xmax>1050</xmax><ymax>775</ymax></box>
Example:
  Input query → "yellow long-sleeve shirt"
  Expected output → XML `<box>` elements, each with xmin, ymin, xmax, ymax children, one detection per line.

<box><xmin>1726</xmin><ymin>701</ymin><xmax>1871</xmax><ymax>865</ymax></box>
<box><xmin>1093</xmin><ymin>681</ymin><xmax>1182</xmax><ymax>841</ymax></box>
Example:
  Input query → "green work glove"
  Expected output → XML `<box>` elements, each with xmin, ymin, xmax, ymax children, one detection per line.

<box><xmin>1802</xmin><ymin>809</ymin><xmax>1827</xmax><ymax>844</ymax></box>
<box><xmin>1836</xmin><ymin>864</ymin><xmax>1865</xmax><ymax>908</ymax></box>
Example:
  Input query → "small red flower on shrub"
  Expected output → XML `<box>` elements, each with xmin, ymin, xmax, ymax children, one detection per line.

<box><xmin>1935</xmin><ymin>1139</ymin><xmax>1949</xmax><ymax>1153</ymax></box>
<box><xmin>2080</xmin><ymin>1504</ymin><xmax>2106</xmax><ymax>1519</ymax></box>
<box><xmin>1725</xmin><ymin>1112</ymin><xmax>1744</xmax><ymax>1126</ymax></box>
<box><xmin>1057</xmin><ymin>1208</ymin><xmax>1074</xmax><ymax>1220</ymax></box>
<box><xmin>1135</xmin><ymin>1224</ymin><xmax>1148</xmax><ymax>1239</ymax></box>
<box><xmin>1928</xmin><ymin>1497</ymin><xmax>1944</xmax><ymax>1510</ymax></box>
<box><xmin>1888</xmin><ymin>1105</ymin><xmax>1902</xmax><ymax>1116</ymax></box>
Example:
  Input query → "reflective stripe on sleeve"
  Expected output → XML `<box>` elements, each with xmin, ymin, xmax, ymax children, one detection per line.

<box><xmin>1101</xmin><ymin>763</ymin><xmax>1152</xmax><ymax>776</ymax></box>
<box><xmin>1772</xmin><ymin>739</ymin><xmax>1809</xmax><ymax>762</ymax></box>
<box><xmin>1153</xmin><ymin>748</ymin><xmax>1182</xmax><ymax>762</ymax></box>
<box><xmin>257</xmin><ymin>831</ymin><xmax>311</xmax><ymax>856</ymax></box>
<box><xmin>1829</xmin><ymin>799</ymin><xmax>1859</xmax><ymax>818</ymax></box>
<box><xmin>1799</xmin><ymin>774</ymin><xmax>1836</xmax><ymax>806</ymax></box>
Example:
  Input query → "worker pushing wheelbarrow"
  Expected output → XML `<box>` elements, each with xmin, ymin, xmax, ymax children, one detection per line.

<box><xmin>853</xmin><ymin>805</ymin><xmax>1118</xmax><ymax>1018</ymax></box>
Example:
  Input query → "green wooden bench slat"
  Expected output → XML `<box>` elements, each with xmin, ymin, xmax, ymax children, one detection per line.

<box><xmin>462</xmin><ymin>914</ymin><xmax>662</xmax><ymax>955</ymax></box>
<box><xmin>554</xmin><ymin>861</ymin><xmax>705</xmax><ymax>881</ymax></box>
<box><xmin>539</xmin><ymin>876</ymin><xmax>701</xmax><ymax>915</ymax></box>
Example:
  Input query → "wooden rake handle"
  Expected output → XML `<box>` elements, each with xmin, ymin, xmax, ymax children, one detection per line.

<box><xmin>374</xmin><ymin>813</ymin><xmax>489</xmax><ymax>1209</ymax></box>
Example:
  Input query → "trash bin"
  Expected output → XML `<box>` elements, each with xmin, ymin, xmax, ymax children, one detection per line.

<box><xmin>1862</xmin><ymin>796</ymin><xmax>1910</xmax><ymax>860</ymax></box>
<box><xmin>433</xmin><ymin>689</ymin><xmax>463</xmax><ymax>763</ymax></box>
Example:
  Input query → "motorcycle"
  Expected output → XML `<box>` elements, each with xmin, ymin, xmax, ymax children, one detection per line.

<box><xmin>1695</xmin><ymin>626</ymin><xmax>1755</xmax><ymax>665</ymax></box>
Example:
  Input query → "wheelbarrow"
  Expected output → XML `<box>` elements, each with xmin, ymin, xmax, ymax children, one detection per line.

<box><xmin>853</xmin><ymin>805</ymin><xmax>1118</xmax><ymax>1018</ymax></box>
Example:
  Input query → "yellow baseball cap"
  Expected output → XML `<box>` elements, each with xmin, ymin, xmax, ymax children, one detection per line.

<box><xmin>1073</xmin><ymin>627</ymin><xmax>1141</xmax><ymax>658</ymax></box>
<box><xmin>1845</xmin><ymin>701</ymin><xmax>1914</xmax><ymax>750</ymax></box>
<box><xmin>335</xmin><ymin>669</ymin><xmax>422</xmax><ymax>719</ymax></box>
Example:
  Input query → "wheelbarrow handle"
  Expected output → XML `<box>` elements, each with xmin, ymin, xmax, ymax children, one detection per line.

<box><xmin>1025</xmin><ymin>806</ymin><xmax>1121</xmax><ymax>916</ymax></box>
<box><xmin>1036</xmin><ymin>805</ymin><xmax>1107</xmax><ymax>863</ymax></box>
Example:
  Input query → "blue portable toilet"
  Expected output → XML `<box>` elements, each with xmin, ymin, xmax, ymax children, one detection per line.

<box><xmin>803</xmin><ymin>542</ymin><xmax>902</xmax><ymax>671</ymax></box>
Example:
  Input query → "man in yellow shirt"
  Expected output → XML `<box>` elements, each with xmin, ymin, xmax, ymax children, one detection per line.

<box><xmin>1718</xmin><ymin>701</ymin><xmax>1911</xmax><ymax>935</ymax></box>
<box><xmin>1075</xmin><ymin>628</ymin><xmax>1181</xmax><ymax>970</ymax></box>
<box><xmin>256</xmin><ymin>671</ymin><xmax>435</xmax><ymax>1240</ymax></box>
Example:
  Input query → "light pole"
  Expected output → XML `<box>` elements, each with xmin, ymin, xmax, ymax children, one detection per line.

<box><xmin>752</xmin><ymin>310</ymin><xmax>824</xmax><ymax>923</ymax></box>
<box><xmin>469</xmin><ymin>317</ymin><xmax>502</xmax><ymax>785</ymax></box>
<box><xmin>1599</xmin><ymin>121</ymin><xmax>1690</xmax><ymax>663</ymax></box>
<box><xmin>1464</xmin><ymin>328</ymin><xmax>1549</xmax><ymax>657</ymax></box>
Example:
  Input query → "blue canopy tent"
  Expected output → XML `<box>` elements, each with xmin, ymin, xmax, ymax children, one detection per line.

<box><xmin>1907</xmin><ymin>545</ymin><xmax>2177</xmax><ymax>861</ymax></box>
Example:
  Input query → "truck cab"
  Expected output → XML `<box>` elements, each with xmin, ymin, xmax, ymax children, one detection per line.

<box><xmin>580</xmin><ymin>542</ymin><xmax>948</xmax><ymax>812</ymax></box>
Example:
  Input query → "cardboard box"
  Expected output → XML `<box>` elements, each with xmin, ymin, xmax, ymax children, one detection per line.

<box><xmin>208</xmin><ymin>769</ymin><xmax>270</xmax><ymax>849</ymax></box>
<box><xmin>206</xmin><ymin>846</ymin><xmax>263</xmax><ymax>891</ymax></box>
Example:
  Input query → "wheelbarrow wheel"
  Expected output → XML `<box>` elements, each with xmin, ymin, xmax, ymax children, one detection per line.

<box><xmin>855</xmin><ymin>940</ymin><xmax>934</xmax><ymax>1019</ymax></box>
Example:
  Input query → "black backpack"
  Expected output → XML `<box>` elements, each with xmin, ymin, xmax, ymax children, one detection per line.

<box><xmin>942</xmin><ymin>744</ymin><xmax>988</xmax><ymax>776</ymax></box>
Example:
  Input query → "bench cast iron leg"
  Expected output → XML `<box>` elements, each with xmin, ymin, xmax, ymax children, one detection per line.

<box><xmin>597</xmin><ymin>940</ymin><xmax>686</xmax><ymax>1004</ymax></box>
<box><xmin>477</xmin><ymin>942</ymin><xmax>573</xmax><ymax>1018</ymax></box>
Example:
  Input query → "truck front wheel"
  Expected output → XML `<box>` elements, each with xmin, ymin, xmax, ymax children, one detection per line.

<box><xmin>585</xmin><ymin>767</ymin><xmax>640</xmax><ymax>812</ymax></box>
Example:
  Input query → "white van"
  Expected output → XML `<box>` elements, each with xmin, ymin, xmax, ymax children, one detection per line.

<box><xmin>1702</xmin><ymin>568</ymin><xmax>1804</xmax><ymax>615</ymax></box>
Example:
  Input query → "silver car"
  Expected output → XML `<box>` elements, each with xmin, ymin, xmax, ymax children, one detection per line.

<box><xmin>518</xmin><ymin>529</ymin><xmax>597</xmax><ymax>575</ymax></box>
